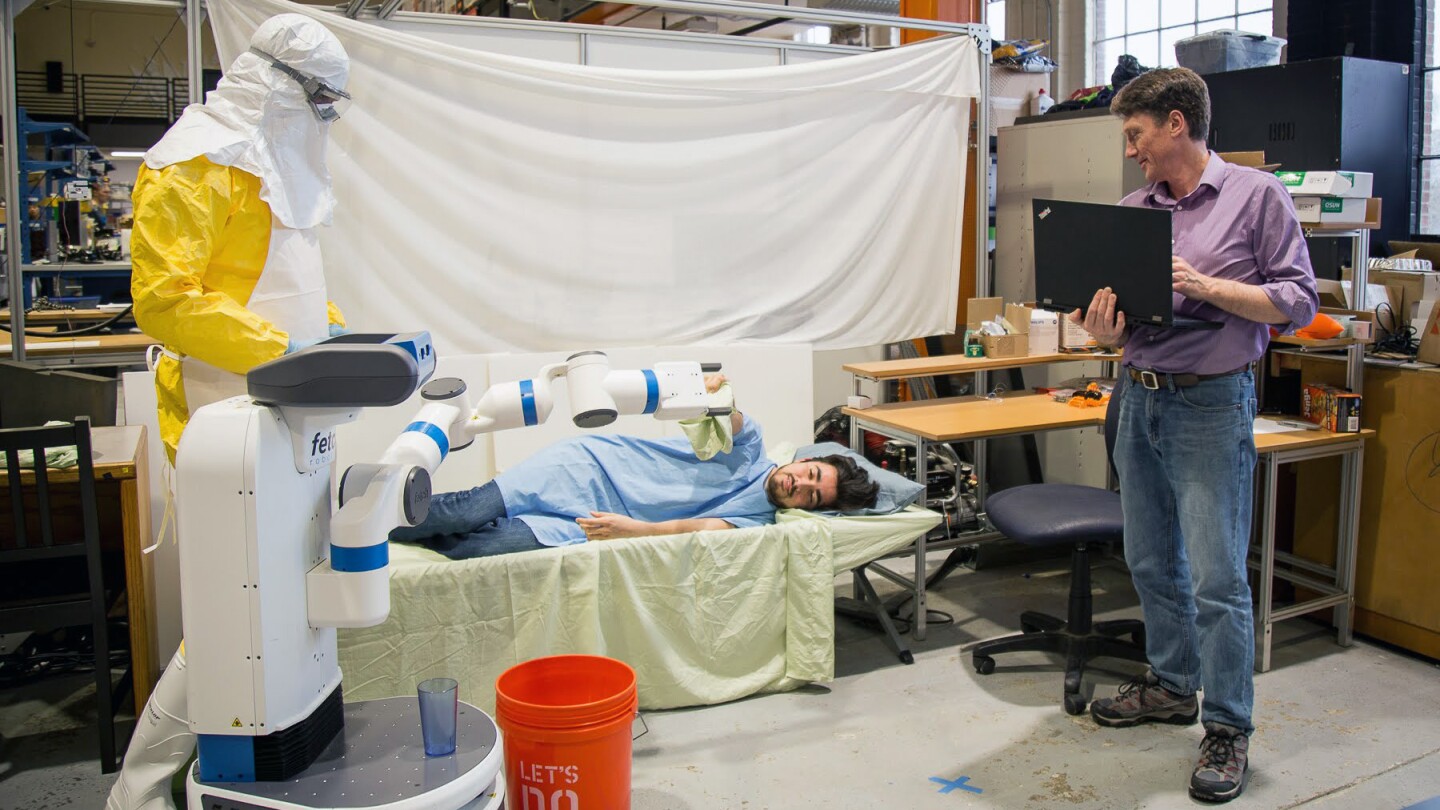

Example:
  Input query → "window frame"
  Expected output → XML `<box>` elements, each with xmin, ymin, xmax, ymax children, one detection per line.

<box><xmin>1417</xmin><ymin>1</ymin><xmax>1438</xmax><ymax>236</ymax></box>
<box><xmin>1090</xmin><ymin>0</ymin><xmax>1273</xmax><ymax>86</ymax></box>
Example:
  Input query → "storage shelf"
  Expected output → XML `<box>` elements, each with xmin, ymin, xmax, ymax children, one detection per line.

<box><xmin>844</xmin><ymin>351</ymin><xmax>1121</xmax><ymax>381</ymax></box>
<box><xmin>1303</xmin><ymin>223</ymin><xmax>1379</xmax><ymax>234</ymax></box>
<box><xmin>1270</xmin><ymin>335</ymin><xmax>1367</xmax><ymax>350</ymax></box>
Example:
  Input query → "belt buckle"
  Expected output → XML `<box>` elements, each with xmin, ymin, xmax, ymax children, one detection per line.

<box><xmin>1140</xmin><ymin>370</ymin><xmax>1160</xmax><ymax>390</ymax></box>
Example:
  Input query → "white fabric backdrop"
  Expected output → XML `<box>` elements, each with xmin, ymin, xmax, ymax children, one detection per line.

<box><xmin>207</xmin><ymin>0</ymin><xmax>979</xmax><ymax>352</ymax></box>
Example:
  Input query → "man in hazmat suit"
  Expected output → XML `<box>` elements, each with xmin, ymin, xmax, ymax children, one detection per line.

<box><xmin>108</xmin><ymin>13</ymin><xmax>351</xmax><ymax>809</ymax></box>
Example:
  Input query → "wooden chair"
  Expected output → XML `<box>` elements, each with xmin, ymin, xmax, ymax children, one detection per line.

<box><xmin>1</xmin><ymin>417</ymin><xmax>125</xmax><ymax>772</ymax></box>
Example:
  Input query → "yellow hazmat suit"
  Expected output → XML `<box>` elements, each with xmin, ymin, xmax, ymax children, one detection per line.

<box><xmin>131</xmin><ymin>156</ymin><xmax>345</xmax><ymax>462</ymax></box>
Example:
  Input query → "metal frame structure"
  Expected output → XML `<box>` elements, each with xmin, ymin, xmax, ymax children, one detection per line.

<box><xmin>3</xmin><ymin>0</ymin><xmax>24</xmax><ymax>361</ymax></box>
<box><xmin>4</xmin><ymin>0</ymin><xmax>189</xmax><ymax>363</ymax></box>
<box><xmin>1249</xmin><ymin>436</ymin><xmax>1365</xmax><ymax>673</ymax></box>
<box><xmin>3</xmin><ymin>0</ymin><xmax>990</xmax><ymax>368</ymax></box>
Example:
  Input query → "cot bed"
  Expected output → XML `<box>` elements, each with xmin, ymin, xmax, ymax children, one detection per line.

<box><xmin>336</xmin><ymin>445</ymin><xmax>940</xmax><ymax>712</ymax></box>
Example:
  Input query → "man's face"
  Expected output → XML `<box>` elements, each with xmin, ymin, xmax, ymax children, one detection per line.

<box><xmin>1122</xmin><ymin>112</ymin><xmax>1178</xmax><ymax>183</ymax></box>
<box><xmin>766</xmin><ymin>461</ymin><xmax>839</xmax><ymax>510</ymax></box>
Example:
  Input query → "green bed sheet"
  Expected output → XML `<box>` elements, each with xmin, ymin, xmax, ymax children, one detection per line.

<box><xmin>338</xmin><ymin>452</ymin><xmax>940</xmax><ymax>711</ymax></box>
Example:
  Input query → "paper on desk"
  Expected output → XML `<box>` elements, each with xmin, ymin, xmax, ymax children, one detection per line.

<box><xmin>1254</xmin><ymin>417</ymin><xmax>1320</xmax><ymax>434</ymax></box>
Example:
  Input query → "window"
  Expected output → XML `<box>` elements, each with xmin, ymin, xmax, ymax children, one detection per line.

<box><xmin>1420</xmin><ymin>4</ymin><xmax>1439</xmax><ymax>235</ymax></box>
<box><xmin>989</xmin><ymin>0</ymin><xmax>1006</xmax><ymax>41</ymax></box>
<box><xmin>1091</xmin><ymin>1</ymin><xmax>1272</xmax><ymax>85</ymax></box>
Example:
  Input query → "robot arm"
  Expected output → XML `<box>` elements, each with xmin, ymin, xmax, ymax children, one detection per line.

<box><xmin>310</xmin><ymin>349</ymin><xmax>727</xmax><ymax>629</ymax></box>
<box><xmin>461</xmin><ymin>351</ymin><xmax>723</xmax><ymax>435</ymax></box>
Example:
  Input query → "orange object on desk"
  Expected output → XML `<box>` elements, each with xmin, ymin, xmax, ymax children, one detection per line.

<box><xmin>1067</xmin><ymin>381</ymin><xmax>1110</xmax><ymax>408</ymax></box>
<box><xmin>1289</xmin><ymin>311</ymin><xmax>1345</xmax><ymax>340</ymax></box>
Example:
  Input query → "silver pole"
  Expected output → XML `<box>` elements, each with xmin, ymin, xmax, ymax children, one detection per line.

<box><xmin>2</xmin><ymin>0</ymin><xmax>25</xmax><ymax>361</ymax></box>
<box><xmin>187</xmin><ymin>0</ymin><xmax>204</xmax><ymax>106</ymax></box>
<box><xmin>975</xmin><ymin>30</ymin><xmax>990</xmax><ymax>299</ymax></box>
<box><xmin>971</xmin><ymin>28</ymin><xmax>992</xmax><ymax>521</ymax></box>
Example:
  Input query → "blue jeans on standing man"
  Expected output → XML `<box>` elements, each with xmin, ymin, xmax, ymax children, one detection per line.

<box><xmin>1113</xmin><ymin>370</ymin><xmax>1258</xmax><ymax>733</ymax></box>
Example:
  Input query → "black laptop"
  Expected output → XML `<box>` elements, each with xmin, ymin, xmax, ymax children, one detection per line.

<box><xmin>1032</xmin><ymin>199</ymin><xmax>1221</xmax><ymax>331</ymax></box>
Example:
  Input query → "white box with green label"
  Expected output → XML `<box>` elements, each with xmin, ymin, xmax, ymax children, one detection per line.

<box><xmin>1277</xmin><ymin>170</ymin><xmax>1373</xmax><ymax>198</ymax></box>
<box><xmin>1293</xmin><ymin>196</ymin><xmax>1370</xmax><ymax>224</ymax></box>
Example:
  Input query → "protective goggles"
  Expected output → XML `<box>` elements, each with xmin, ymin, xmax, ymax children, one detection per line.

<box><xmin>249</xmin><ymin>47</ymin><xmax>352</xmax><ymax>122</ymax></box>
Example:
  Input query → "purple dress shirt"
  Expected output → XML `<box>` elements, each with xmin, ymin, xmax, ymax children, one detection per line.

<box><xmin>1119</xmin><ymin>152</ymin><xmax>1319</xmax><ymax>375</ymax></box>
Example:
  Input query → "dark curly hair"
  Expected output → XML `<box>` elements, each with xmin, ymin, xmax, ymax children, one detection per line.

<box><xmin>1111</xmin><ymin>66</ymin><xmax>1211</xmax><ymax>143</ymax></box>
<box><xmin>812</xmin><ymin>453</ymin><xmax>880</xmax><ymax>512</ymax></box>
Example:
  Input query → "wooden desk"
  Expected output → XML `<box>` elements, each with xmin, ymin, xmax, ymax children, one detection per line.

<box><xmin>1</xmin><ymin>308</ymin><xmax>136</xmax><ymax>326</ymax></box>
<box><xmin>843</xmin><ymin>392</ymin><xmax>1106</xmax><ymax>442</ymax></box>
<box><xmin>0</xmin><ymin>426</ymin><xmax>157</xmax><ymax>710</ymax></box>
<box><xmin>0</xmin><ymin>333</ymin><xmax>158</xmax><ymax>369</ymax></box>
<box><xmin>844</xmin><ymin>392</ymin><xmax>1374</xmax><ymax>664</ymax></box>
<box><xmin>843</xmin><ymin>352</ymin><xmax>1121</xmax><ymax>382</ymax></box>
<box><xmin>842</xmin><ymin>393</ymin><xmax>1109</xmax><ymax>640</ymax></box>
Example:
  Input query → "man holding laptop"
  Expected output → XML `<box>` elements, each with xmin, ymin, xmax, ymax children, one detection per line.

<box><xmin>1070</xmin><ymin>68</ymin><xmax>1318</xmax><ymax>803</ymax></box>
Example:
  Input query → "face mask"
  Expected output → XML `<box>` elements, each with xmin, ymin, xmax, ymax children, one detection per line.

<box><xmin>249</xmin><ymin>47</ymin><xmax>352</xmax><ymax>123</ymax></box>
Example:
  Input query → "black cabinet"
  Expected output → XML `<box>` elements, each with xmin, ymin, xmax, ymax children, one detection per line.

<box><xmin>1204</xmin><ymin>57</ymin><xmax>1412</xmax><ymax>276</ymax></box>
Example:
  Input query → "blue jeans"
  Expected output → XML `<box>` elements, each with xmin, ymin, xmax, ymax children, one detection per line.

<box><xmin>388</xmin><ymin>481</ymin><xmax>545</xmax><ymax>559</ymax></box>
<box><xmin>1113</xmin><ymin>370</ymin><xmax>1258</xmax><ymax>733</ymax></box>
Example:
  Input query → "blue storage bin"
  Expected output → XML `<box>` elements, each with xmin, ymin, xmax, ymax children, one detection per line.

<box><xmin>1174</xmin><ymin>30</ymin><xmax>1285</xmax><ymax>75</ymax></box>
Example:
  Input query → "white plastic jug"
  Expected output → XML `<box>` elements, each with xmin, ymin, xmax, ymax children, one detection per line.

<box><xmin>1032</xmin><ymin>88</ymin><xmax>1054</xmax><ymax>117</ymax></box>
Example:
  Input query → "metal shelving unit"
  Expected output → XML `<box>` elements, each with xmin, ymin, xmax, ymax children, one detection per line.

<box><xmin>1244</xmin><ymin>218</ymin><xmax>1377</xmax><ymax>672</ymax></box>
<box><xmin>1</xmin><ymin>0</ymin><xmax>199</xmax><ymax>363</ymax></box>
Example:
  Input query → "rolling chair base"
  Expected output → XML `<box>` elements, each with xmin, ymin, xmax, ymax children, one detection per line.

<box><xmin>973</xmin><ymin>613</ymin><xmax>1148</xmax><ymax>715</ymax></box>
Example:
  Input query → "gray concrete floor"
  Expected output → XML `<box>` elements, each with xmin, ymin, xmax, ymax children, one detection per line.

<box><xmin>4</xmin><ymin>553</ymin><xmax>1439</xmax><ymax>810</ymax></box>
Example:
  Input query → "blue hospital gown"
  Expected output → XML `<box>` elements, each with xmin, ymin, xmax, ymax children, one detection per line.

<box><xmin>495</xmin><ymin>415</ymin><xmax>778</xmax><ymax>546</ymax></box>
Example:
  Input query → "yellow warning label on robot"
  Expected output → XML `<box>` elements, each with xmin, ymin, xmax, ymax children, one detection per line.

<box><xmin>231</xmin><ymin>717</ymin><xmax>243</xmax><ymax>728</ymax></box>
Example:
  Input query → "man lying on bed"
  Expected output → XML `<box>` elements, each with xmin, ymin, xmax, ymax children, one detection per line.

<box><xmin>388</xmin><ymin>374</ymin><xmax>879</xmax><ymax>560</ymax></box>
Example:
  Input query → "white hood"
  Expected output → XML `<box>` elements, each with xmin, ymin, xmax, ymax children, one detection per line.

<box><xmin>146</xmin><ymin>13</ymin><xmax>349</xmax><ymax>229</ymax></box>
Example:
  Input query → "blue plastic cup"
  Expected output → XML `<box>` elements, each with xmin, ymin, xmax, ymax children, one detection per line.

<box><xmin>417</xmin><ymin>677</ymin><xmax>459</xmax><ymax>756</ymax></box>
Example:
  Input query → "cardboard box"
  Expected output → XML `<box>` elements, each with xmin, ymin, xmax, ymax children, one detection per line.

<box><xmin>1418</xmin><ymin>299</ymin><xmax>1440</xmax><ymax>365</ymax></box>
<box><xmin>1277</xmin><ymin>170</ymin><xmax>1373</xmax><ymax>198</ymax></box>
<box><xmin>1218</xmin><ymin>151</ymin><xmax>1280</xmax><ymax>173</ymax></box>
<box><xmin>1028</xmin><ymin>309</ymin><xmax>1059</xmax><ymax>355</ymax></box>
<box><xmin>1414</xmin><ymin>298</ymin><xmax>1438</xmax><ymax>331</ymax></box>
<box><xmin>1386</xmin><ymin>242</ymin><xmax>1440</xmax><ymax>268</ymax></box>
<box><xmin>989</xmin><ymin>66</ymin><xmax>1049</xmax><ymax>135</ymax></box>
<box><xmin>1369</xmin><ymin>269</ymin><xmax>1440</xmax><ymax>323</ymax></box>
<box><xmin>1294</xmin><ymin>196</ymin><xmax>1371</xmax><ymax>225</ymax></box>
<box><xmin>1059</xmin><ymin>315</ymin><xmax>1096</xmax><ymax>350</ymax></box>
<box><xmin>966</xmin><ymin>298</ymin><xmax>1031</xmax><ymax>358</ymax></box>
<box><xmin>1302</xmin><ymin>382</ymin><xmax>1362</xmax><ymax>433</ymax></box>
<box><xmin>992</xmin><ymin>96</ymin><xmax>1025</xmax><ymax>132</ymax></box>
<box><xmin>1315</xmin><ymin>279</ymin><xmax>1346</xmax><ymax>309</ymax></box>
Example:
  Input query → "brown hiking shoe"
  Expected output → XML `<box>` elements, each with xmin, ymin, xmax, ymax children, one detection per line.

<box><xmin>1090</xmin><ymin>671</ymin><xmax>1199</xmax><ymax>728</ymax></box>
<box><xmin>1190</xmin><ymin>722</ymin><xmax>1250</xmax><ymax>803</ymax></box>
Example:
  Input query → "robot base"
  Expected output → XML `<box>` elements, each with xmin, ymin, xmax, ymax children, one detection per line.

<box><xmin>187</xmin><ymin>698</ymin><xmax>504</xmax><ymax>810</ymax></box>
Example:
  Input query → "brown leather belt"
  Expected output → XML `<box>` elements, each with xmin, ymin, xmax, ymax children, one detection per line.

<box><xmin>1127</xmin><ymin>366</ymin><xmax>1247</xmax><ymax>390</ymax></box>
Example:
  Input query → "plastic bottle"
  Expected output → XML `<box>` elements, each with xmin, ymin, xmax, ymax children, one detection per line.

<box><xmin>1032</xmin><ymin>88</ymin><xmax>1053</xmax><ymax>116</ymax></box>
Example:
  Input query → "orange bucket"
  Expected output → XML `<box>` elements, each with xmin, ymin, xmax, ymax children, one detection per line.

<box><xmin>495</xmin><ymin>655</ymin><xmax>638</xmax><ymax>810</ymax></box>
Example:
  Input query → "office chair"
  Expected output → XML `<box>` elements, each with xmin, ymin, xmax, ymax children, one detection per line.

<box><xmin>1</xmin><ymin>417</ymin><xmax>124</xmax><ymax>772</ymax></box>
<box><xmin>971</xmin><ymin>383</ymin><xmax>1148</xmax><ymax>715</ymax></box>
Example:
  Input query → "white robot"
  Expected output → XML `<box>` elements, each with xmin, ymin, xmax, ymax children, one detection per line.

<box><xmin>171</xmin><ymin>333</ymin><xmax>721</xmax><ymax>809</ymax></box>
